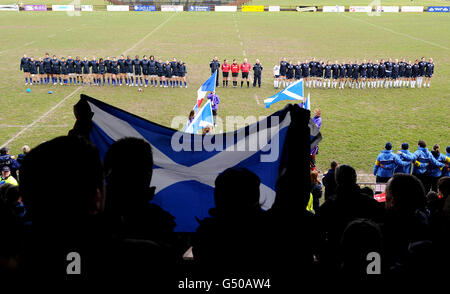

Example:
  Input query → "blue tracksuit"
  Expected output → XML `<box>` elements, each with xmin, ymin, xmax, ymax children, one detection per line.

<box><xmin>395</xmin><ymin>149</ymin><xmax>415</xmax><ymax>174</ymax></box>
<box><xmin>411</xmin><ymin>147</ymin><xmax>445</xmax><ymax>175</ymax></box>
<box><xmin>445</xmin><ymin>152</ymin><xmax>450</xmax><ymax>177</ymax></box>
<box><xmin>373</xmin><ymin>150</ymin><xmax>408</xmax><ymax>178</ymax></box>
<box><xmin>429</xmin><ymin>153</ymin><xmax>450</xmax><ymax>178</ymax></box>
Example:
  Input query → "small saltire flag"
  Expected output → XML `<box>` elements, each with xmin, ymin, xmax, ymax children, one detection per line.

<box><xmin>264</xmin><ymin>79</ymin><xmax>304</xmax><ymax>108</ymax></box>
<box><xmin>197</xmin><ymin>70</ymin><xmax>217</xmax><ymax>108</ymax></box>
<box><xmin>184</xmin><ymin>100</ymin><xmax>214</xmax><ymax>134</ymax></box>
<box><xmin>304</xmin><ymin>93</ymin><xmax>310</xmax><ymax>110</ymax></box>
<box><xmin>80</xmin><ymin>94</ymin><xmax>320</xmax><ymax>232</ymax></box>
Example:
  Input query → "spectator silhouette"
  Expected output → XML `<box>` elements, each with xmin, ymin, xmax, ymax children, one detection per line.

<box><xmin>322</xmin><ymin>161</ymin><xmax>338</xmax><ymax>200</ymax></box>
<box><xmin>340</xmin><ymin>219</ymin><xmax>384</xmax><ymax>279</ymax></box>
<box><xmin>68</xmin><ymin>97</ymin><xmax>93</xmax><ymax>140</ymax></box>
<box><xmin>382</xmin><ymin>174</ymin><xmax>432</xmax><ymax>276</ymax></box>
<box><xmin>266</xmin><ymin>169</ymin><xmax>318</xmax><ymax>286</ymax></box>
<box><xmin>19</xmin><ymin>135</ymin><xmax>106</xmax><ymax>279</ymax></box>
<box><xmin>317</xmin><ymin>164</ymin><xmax>384</xmax><ymax>273</ymax></box>
<box><xmin>193</xmin><ymin>167</ymin><xmax>270</xmax><ymax>277</ymax></box>
<box><xmin>103</xmin><ymin>137</ymin><xmax>177</xmax><ymax>248</ymax></box>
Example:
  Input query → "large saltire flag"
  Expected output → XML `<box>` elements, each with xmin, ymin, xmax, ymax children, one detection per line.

<box><xmin>184</xmin><ymin>100</ymin><xmax>214</xmax><ymax>134</ymax></box>
<box><xmin>264</xmin><ymin>79</ymin><xmax>304</xmax><ymax>108</ymax></box>
<box><xmin>80</xmin><ymin>94</ymin><xmax>321</xmax><ymax>232</ymax></box>
<box><xmin>303</xmin><ymin>93</ymin><xmax>310</xmax><ymax>110</ymax></box>
<box><xmin>196</xmin><ymin>70</ymin><xmax>217</xmax><ymax>109</ymax></box>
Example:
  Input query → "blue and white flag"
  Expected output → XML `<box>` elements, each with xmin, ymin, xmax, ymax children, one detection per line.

<box><xmin>197</xmin><ymin>71</ymin><xmax>217</xmax><ymax>108</ymax></box>
<box><xmin>184</xmin><ymin>100</ymin><xmax>214</xmax><ymax>133</ymax></box>
<box><xmin>80</xmin><ymin>95</ymin><xmax>320</xmax><ymax>232</ymax></box>
<box><xmin>303</xmin><ymin>93</ymin><xmax>310</xmax><ymax>110</ymax></box>
<box><xmin>264</xmin><ymin>79</ymin><xmax>304</xmax><ymax>108</ymax></box>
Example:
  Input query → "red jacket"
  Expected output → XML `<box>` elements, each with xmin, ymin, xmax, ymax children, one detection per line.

<box><xmin>240</xmin><ymin>63</ymin><xmax>251</xmax><ymax>73</ymax></box>
<box><xmin>230</xmin><ymin>63</ymin><xmax>240</xmax><ymax>73</ymax></box>
<box><xmin>221</xmin><ymin>64</ymin><xmax>231</xmax><ymax>73</ymax></box>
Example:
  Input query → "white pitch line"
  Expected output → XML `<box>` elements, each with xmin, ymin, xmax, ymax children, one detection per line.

<box><xmin>24</xmin><ymin>41</ymin><xmax>36</xmax><ymax>46</ymax></box>
<box><xmin>1</xmin><ymin>87</ymin><xmax>81</xmax><ymax>148</ymax></box>
<box><xmin>0</xmin><ymin>124</ymin><xmax>69</xmax><ymax>128</ymax></box>
<box><xmin>123</xmin><ymin>13</ymin><xmax>177</xmax><ymax>55</ymax></box>
<box><xmin>254</xmin><ymin>93</ymin><xmax>261</xmax><ymax>105</ymax></box>
<box><xmin>342</xmin><ymin>14</ymin><xmax>449</xmax><ymax>50</ymax></box>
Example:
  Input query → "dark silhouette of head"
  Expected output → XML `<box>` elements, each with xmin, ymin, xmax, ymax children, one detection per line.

<box><xmin>20</xmin><ymin>136</ymin><xmax>104</xmax><ymax>226</ymax></box>
<box><xmin>214</xmin><ymin>167</ymin><xmax>261</xmax><ymax>216</ymax></box>
<box><xmin>335</xmin><ymin>164</ymin><xmax>357</xmax><ymax>189</ymax></box>
<box><xmin>385</xmin><ymin>174</ymin><xmax>425</xmax><ymax>213</ymax></box>
<box><xmin>103</xmin><ymin>137</ymin><xmax>154</xmax><ymax>207</ymax></box>
<box><xmin>331</xmin><ymin>161</ymin><xmax>338</xmax><ymax>170</ymax></box>
<box><xmin>385</xmin><ymin>142</ymin><xmax>392</xmax><ymax>150</ymax></box>
<box><xmin>401</xmin><ymin>142</ymin><xmax>409</xmax><ymax>150</ymax></box>
<box><xmin>438</xmin><ymin>177</ymin><xmax>450</xmax><ymax>199</ymax></box>
<box><xmin>340</xmin><ymin>219</ymin><xmax>383</xmax><ymax>276</ymax></box>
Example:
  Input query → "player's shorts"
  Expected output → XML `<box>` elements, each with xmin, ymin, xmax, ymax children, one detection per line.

<box><xmin>120</xmin><ymin>68</ymin><xmax>127</xmax><ymax>74</ymax></box>
<box><xmin>324</xmin><ymin>74</ymin><xmax>331</xmax><ymax>79</ymax></box>
<box><xmin>302</xmin><ymin>73</ymin><xmax>309</xmax><ymax>78</ymax></box>
<box><xmin>99</xmin><ymin>69</ymin><xmax>106</xmax><ymax>75</ymax></box>
<box><xmin>92</xmin><ymin>70</ymin><xmax>99</xmax><ymax>74</ymax></box>
<box><xmin>286</xmin><ymin>73</ymin><xmax>293</xmax><ymax>79</ymax></box>
<box><xmin>157</xmin><ymin>71</ymin><xmax>163</xmax><ymax>77</ymax></box>
<box><xmin>232</xmin><ymin>72</ymin><xmax>239</xmax><ymax>77</ymax></box>
<box><xmin>75</xmin><ymin>69</ymin><xmax>82</xmax><ymax>74</ymax></box>
<box><xmin>53</xmin><ymin>69</ymin><xmax>61</xmax><ymax>75</ymax></box>
<box><xmin>279</xmin><ymin>70</ymin><xmax>286</xmax><ymax>77</ymax></box>
<box><xmin>405</xmin><ymin>73</ymin><xmax>411</xmax><ymax>78</ymax></box>
<box><xmin>425</xmin><ymin>73</ymin><xmax>432</xmax><ymax>78</ymax></box>
<box><xmin>179</xmin><ymin>73</ymin><xmax>186</xmax><ymax>77</ymax></box>
<box><xmin>134</xmin><ymin>70</ymin><xmax>142</xmax><ymax>76</ymax></box>
<box><xmin>360</xmin><ymin>74</ymin><xmax>367</xmax><ymax>78</ymax></box>
<box><xmin>44</xmin><ymin>67</ymin><xmax>52</xmax><ymax>74</ymax></box>
<box><xmin>222</xmin><ymin>72</ymin><xmax>229</xmax><ymax>78</ymax></box>
<box><xmin>242</xmin><ymin>72</ymin><xmax>249</xmax><ymax>79</ymax></box>
<box><xmin>378</xmin><ymin>72</ymin><xmax>385</xmax><ymax>79</ymax></box>
<box><xmin>113</xmin><ymin>69</ymin><xmax>119</xmax><ymax>75</ymax></box>
<box><xmin>385</xmin><ymin>71</ymin><xmax>392</xmax><ymax>78</ymax></box>
<box><xmin>172</xmin><ymin>72</ymin><xmax>179</xmax><ymax>77</ymax></box>
<box><xmin>61</xmin><ymin>70</ymin><xmax>68</xmax><ymax>75</ymax></box>
<box><xmin>392</xmin><ymin>73</ymin><xmax>398</xmax><ymax>79</ymax></box>
<box><xmin>274</xmin><ymin>75</ymin><xmax>280</xmax><ymax>78</ymax></box>
<box><xmin>346</xmin><ymin>72</ymin><xmax>352</xmax><ymax>78</ymax></box>
<box><xmin>352</xmin><ymin>75</ymin><xmax>359</xmax><ymax>80</ymax></box>
<box><xmin>295</xmin><ymin>75</ymin><xmax>301</xmax><ymax>80</ymax></box>
<box><xmin>165</xmin><ymin>73</ymin><xmax>172</xmax><ymax>78</ymax></box>
<box><xmin>142</xmin><ymin>69</ymin><xmax>149</xmax><ymax>76</ymax></box>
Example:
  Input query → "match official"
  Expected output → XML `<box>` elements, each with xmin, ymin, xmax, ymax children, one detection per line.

<box><xmin>252</xmin><ymin>59</ymin><xmax>263</xmax><ymax>88</ymax></box>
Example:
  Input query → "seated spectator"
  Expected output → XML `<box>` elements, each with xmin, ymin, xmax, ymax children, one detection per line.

<box><xmin>2</xmin><ymin>185</ymin><xmax>26</xmax><ymax>219</ymax></box>
<box><xmin>19</xmin><ymin>135</ymin><xmax>106</xmax><ymax>279</ymax></box>
<box><xmin>16</xmin><ymin>145</ymin><xmax>30</xmax><ymax>165</ymax></box>
<box><xmin>382</xmin><ymin>174</ymin><xmax>431</xmax><ymax>274</ymax></box>
<box><xmin>103</xmin><ymin>137</ymin><xmax>177</xmax><ymax>248</ymax></box>
<box><xmin>317</xmin><ymin>164</ymin><xmax>383</xmax><ymax>273</ymax></box>
<box><xmin>322</xmin><ymin>160</ymin><xmax>338</xmax><ymax>200</ymax></box>
<box><xmin>0</xmin><ymin>166</ymin><xmax>18</xmax><ymax>186</ymax></box>
<box><xmin>340</xmin><ymin>219</ymin><xmax>384</xmax><ymax>279</ymax></box>
<box><xmin>193</xmin><ymin>167</ymin><xmax>270</xmax><ymax>276</ymax></box>
<box><xmin>310</xmin><ymin>170</ymin><xmax>322</xmax><ymax>212</ymax></box>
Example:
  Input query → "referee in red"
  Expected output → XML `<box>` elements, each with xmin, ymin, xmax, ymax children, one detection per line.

<box><xmin>221</xmin><ymin>59</ymin><xmax>231</xmax><ymax>87</ymax></box>
<box><xmin>240</xmin><ymin>58</ymin><xmax>251</xmax><ymax>88</ymax></box>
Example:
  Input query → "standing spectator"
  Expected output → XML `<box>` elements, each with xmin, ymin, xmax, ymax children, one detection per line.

<box><xmin>395</xmin><ymin>142</ymin><xmax>414</xmax><ymax>174</ymax></box>
<box><xmin>207</xmin><ymin>91</ymin><xmax>220</xmax><ymax>126</ymax></box>
<box><xmin>313</xmin><ymin>108</ymin><xmax>322</xmax><ymax>131</ymax></box>
<box><xmin>252</xmin><ymin>59</ymin><xmax>263</xmax><ymax>88</ymax></box>
<box><xmin>0</xmin><ymin>167</ymin><xmax>18</xmax><ymax>186</ymax></box>
<box><xmin>411</xmin><ymin>140</ymin><xmax>445</xmax><ymax>192</ymax></box>
<box><xmin>209</xmin><ymin>56</ymin><xmax>220</xmax><ymax>87</ymax></box>
<box><xmin>17</xmin><ymin>145</ymin><xmax>31</xmax><ymax>166</ymax></box>
<box><xmin>187</xmin><ymin>110</ymin><xmax>195</xmax><ymax>127</ymax></box>
<box><xmin>323</xmin><ymin>161</ymin><xmax>338</xmax><ymax>200</ymax></box>
<box><xmin>0</xmin><ymin>147</ymin><xmax>20</xmax><ymax>179</ymax></box>
<box><xmin>240</xmin><ymin>58</ymin><xmax>251</xmax><ymax>88</ymax></box>
<box><xmin>310</xmin><ymin>170</ymin><xmax>322</xmax><ymax>212</ymax></box>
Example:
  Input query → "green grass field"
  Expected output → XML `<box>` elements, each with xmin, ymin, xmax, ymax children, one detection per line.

<box><xmin>0</xmin><ymin>10</ymin><xmax>449</xmax><ymax>174</ymax></box>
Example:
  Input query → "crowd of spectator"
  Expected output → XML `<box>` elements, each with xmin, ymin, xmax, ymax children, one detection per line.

<box><xmin>1</xmin><ymin>129</ymin><xmax>450</xmax><ymax>285</ymax></box>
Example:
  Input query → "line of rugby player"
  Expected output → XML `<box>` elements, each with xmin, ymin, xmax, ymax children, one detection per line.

<box><xmin>273</xmin><ymin>57</ymin><xmax>435</xmax><ymax>89</ymax></box>
<box><xmin>19</xmin><ymin>53</ymin><xmax>188</xmax><ymax>88</ymax></box>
